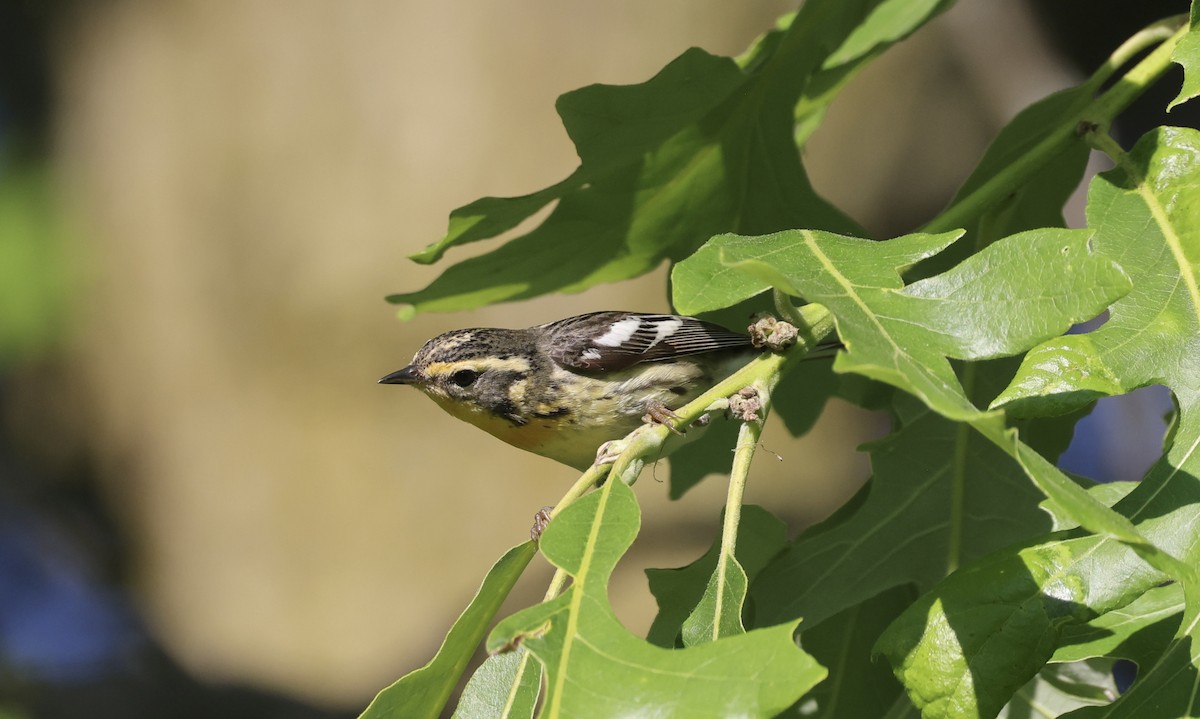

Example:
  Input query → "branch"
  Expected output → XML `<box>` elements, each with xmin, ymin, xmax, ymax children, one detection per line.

<box><xmin>922</xmin><ymin>15</ymin><xmax>1188</xmax><ymax>236</ymax></box>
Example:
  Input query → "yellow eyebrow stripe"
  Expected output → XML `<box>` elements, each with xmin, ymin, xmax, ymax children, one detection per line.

<box><xmin>424</xmin><ymin>356</ymin><xmax>533</xmax><ymax>377</ymax></box>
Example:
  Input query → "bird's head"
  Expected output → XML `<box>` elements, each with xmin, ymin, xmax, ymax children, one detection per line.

<box><xmin>379</xmin><ymin>328</ymin><xmax>539</xmax><ymax>426</ymax></box>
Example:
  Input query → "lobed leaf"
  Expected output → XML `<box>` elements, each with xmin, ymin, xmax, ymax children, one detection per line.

<box><xmin>912</xmin><ymin>82</ymin><xmax>1095</xmax><ymax>279</ymax></box>
<box><xmin>388</xmin><ymin>0</ymin><xmax>963</xmax><ymax>316</ymax></box>
<box><xmin>645</xmin><ymin>505</ymin><xmax>788</xmax><ymax>647</ymax></box>
<box><xmin>998</xmin><ymin>659</ymin><xmax>1118</xmax><ymax>718</ymax></box>
<box><xmin>1054</xmin><ymin>583</ymin><xmax>1183</xmax><ymax>669</ymax></box>
<box><xmin>674</xmin><ymin>226</ymin><xmax>1130</xmax><ymax>422</ymax></box>
<box><xmin>754</xmin><ymin>410</ymin><xmax>1055</xmax><ymax>629</ymax></box>
<box><xmin>878</xmin><ymin>127</ymin><xmax>1200</xmax><ymax>719</ymax></box>
<box><xmin>792</xmin><ymin>586</ymin><xmax>915</xmax><ymax>719</ymax></box>
<box><xmin>1062</xmin><ymin>584</ymin><xmax>1200</xmax><ymax>718</ymax></box>
<box><xmin>994</xmin><ymin>127</ymin><xmax>1200</xmax><ymax>417</ymax></box>
<box><xmin>949</xmin><ymin>86</ymin><xmax>1094</xmax><ymax>232</ymax></box>
<box><xmin>488</xmin><ymin>480</ymin><xmax>824</xmax><ymax>718</ymax></box>
<box><xmin>1169</xmin><ymin>11</ymin><xmax>1200</xmax><ymax>110</ymax></box>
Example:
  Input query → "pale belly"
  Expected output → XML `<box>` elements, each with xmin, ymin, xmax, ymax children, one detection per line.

<box><xmin>430</xmin><ymin>389</ymin><xmax>661</xmax><ymax>470</ymax></box>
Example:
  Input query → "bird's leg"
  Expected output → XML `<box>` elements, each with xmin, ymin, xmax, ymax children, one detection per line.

<box><xmin>642</xmin><ymin>400</ymin><xmax>685</xmax><ymax>435</ymax></box>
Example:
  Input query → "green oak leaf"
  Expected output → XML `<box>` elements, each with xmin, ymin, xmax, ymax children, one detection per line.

<box><xmin>388</xmin><ymin>0</ymin><xmax>963</xmax><ymax>316</ymax></box>
<box><xmin>998</xmin><ymin>659</ymin><xmax>1118</xmax><ymax>718</ymax></box>
<box><xmin>680</xmin><ymin>551</ymin><xmax>749</xmax><ymax>647</ymax></box>
<box><xmin>821</xmin><ymin>0</ymin><xmax>948</xmax><ymax>69</ymax></box>
<box><xmin>487</xmin><ymin>479</ymin><xmax>824</xmax><ymax>718</ymax></box>
<box><xmin>452</xmin><ymin>649</ymin><xmax>540</xmax><ymax>719</ymax></box>
<box><xmin>359</xmin><ymin>542</ymin><xmax>537</xmax><ymax>719</ymax></box>
<box><xmin>1040</xmin><ymin>481</ymin><xmax>1138</xmax><ymax>532</ymax></box>
<box><xmin>1170</xmin><ymin>12</ymin><xmax>1200</xmax><ymax>110</ymax></box>
<box><xmin>754</xmin><ymin>410</ymin><xmax>1056</xmax><ymax>629</ymax></box>
<box><xmin>875</xmin><ymin>413</ymin><xmax>1200</xmax><ymax>719</ymax></box>
<box><xmin>1055</xmin><ymin>583</ymin><xmax>1183</xmax><ymax>670</ymax></box>
<box><xmin>674</xmin><ymin>226</ymin><xmax>1131</xmax><ymax>421</ymax></box>
<box><xmin>676</xmin><ymin>225</ymin><xmax>1145</xmax><ymax>587</ymax></box>
<box><xmin>646</xmin><ymin>505</ymin><xmax>788</xmax><ymax>648</ymax></box>
<box><xmin>874</xmin><ymin>534</ymin><xmax>1117</xmax><ymax>719</ymax></box>
<box><xmin>674</xmin><ymin>196</ymin><xmax>1195</xmax><ymax>719</ymax></box>
<box><xmin>1063</xmin><ymin>583</ymin><xmax>1200</xmax><ymax>718</ymax></box>
<box><xmin>986</xmin><ymin>126</ymin><xmax>1200</xmax><ymax>716</ymax></box>
<box><xmin>790</xmin><ymin>585</ymin><xmax>915</xmax><ymax>719</ymax></box>
<box><xmin>950</xmin><ymin>86</ymin><xmax>1094</xmax><ymax>232</ymax></box>
<box><xmin>993</xmin><ymin>128</ymin><xmax>1200</xmax><ymax>418</ymax></box>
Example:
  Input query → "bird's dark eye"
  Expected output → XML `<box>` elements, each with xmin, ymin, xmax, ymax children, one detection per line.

<box><xmin>451</xmin><ymin>369</ymin><xmax>479</xmax><ymax>387</ymax></box>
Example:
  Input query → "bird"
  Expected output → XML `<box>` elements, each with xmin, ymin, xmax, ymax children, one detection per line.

<box><xmin>378</xmin><ymin>311</ymin><xmax>770</xmax><ymax>470</ymax></box>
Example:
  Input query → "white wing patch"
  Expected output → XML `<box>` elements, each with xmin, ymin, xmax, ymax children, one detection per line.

<box><xmin>594</xmin><ymin>317</ymin><xmax>642</xmax><ymax>347</ymax></box>
<box><xmin>647</xmin><ymin>318</ymin><xmax>682</xmax><ymax>349</ymax></box>
<box><xmin>581</xmin><ymin>348</ymin><xmax>602</xmax><ymax>361</ymax></box>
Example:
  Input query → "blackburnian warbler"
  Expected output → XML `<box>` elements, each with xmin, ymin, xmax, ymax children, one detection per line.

<box><xmin>380</xmin><ymin>311</ymin><xmax>802</xmax><ymax>470</ymax></box>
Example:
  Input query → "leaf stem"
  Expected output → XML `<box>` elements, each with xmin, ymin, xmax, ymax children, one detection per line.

<box><xmin>790</xmin><ymin>301</ymin><xmax>839</xmax><ymax>352</ymax></box>
<box><xmin>1095</xmin><ymin>16</ymin><xmax>1186</xmax><ymax>85</ymax></box>
<box><xmin>1080</xmin><ymin>125</ymin><xmax>1130</xmax><ymax>163</ymax></box>
<box><xmin>1085</xmin><ymin>15</ymin><xmax>1190</xmax><ymax>128</ymax></box>
<box><xmin>711</xmin><ymin>380</ymin><xmax>771</xmax><ymax>641</ymax></box>
<box><xmin>773</xmin><ymin>289</ymin><xmax>805</xmax><ymax>325</ymax></box>
<box><xmin>922</xmin><ymin>16</ymin><xmax>1188</xmax><ymax>235</ymax></box>
<box><xmin>547</xmin><ymin>463</ymin><xmax>609</xmax><ymax>522</ymax></box>
<box><xmin>722</xmin><ymin>418</ymin><xmax>759</xmax><ymax>561</ymax></box>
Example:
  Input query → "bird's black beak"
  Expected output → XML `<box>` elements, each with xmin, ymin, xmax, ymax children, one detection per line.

<box><xmin>379</xmin><ymin>366</ymin><xmax>420</xmax><ymax>385</ymax></box>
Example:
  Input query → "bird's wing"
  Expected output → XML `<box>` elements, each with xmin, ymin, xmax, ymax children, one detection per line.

<box><xmin>541</xmin><ymin>312</ymin><xmax>752</xmax><ymax>372</ymax></box>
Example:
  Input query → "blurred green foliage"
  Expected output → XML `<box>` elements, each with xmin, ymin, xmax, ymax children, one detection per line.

<box><xmin>0</xmin><ymin>157</ymin><xmax>71</xmax><ymax>368</ymax></box>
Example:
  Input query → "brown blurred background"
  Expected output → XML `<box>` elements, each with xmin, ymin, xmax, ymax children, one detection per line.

<box><xmin>3</xmin><ymin>0</ymin><xmax>1181</xmax><ymax>715</ymax></box>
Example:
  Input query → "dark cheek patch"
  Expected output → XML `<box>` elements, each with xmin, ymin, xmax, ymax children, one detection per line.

<box><xmin>668</xmin><ymin>386</ymin><xmax>688</xmax><ymax>396</ymax></box>
<box><xmin>476</xmin><ymin>370</ymin><xmax>531</xmax><ymax>426</ymax></box>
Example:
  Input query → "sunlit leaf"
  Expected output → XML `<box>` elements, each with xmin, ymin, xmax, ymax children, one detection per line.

<box><xmin>1169</xmin><ymin>14</ymin><xmax>1200</xmax><ymax>110</ymax></box>
<box><xmin>488</xmin><ymin>481</ymin><xmax>823</xmax><ymax>717</ymax></box>
<box><xmin>878</xmin><ymin>127</ymin><xmax>1200</xmax><ymax>719</ymax></box>
<box><xmin>674</xmin><ymin>227</ymin><xmax>1129</xmax><ymax>421</ymax></box>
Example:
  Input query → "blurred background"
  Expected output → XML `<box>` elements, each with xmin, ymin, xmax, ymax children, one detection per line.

<box><xmin>0</xmin><ymin>0</ymin><xmax>1188</xmax><ymax>716</ymax></box>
